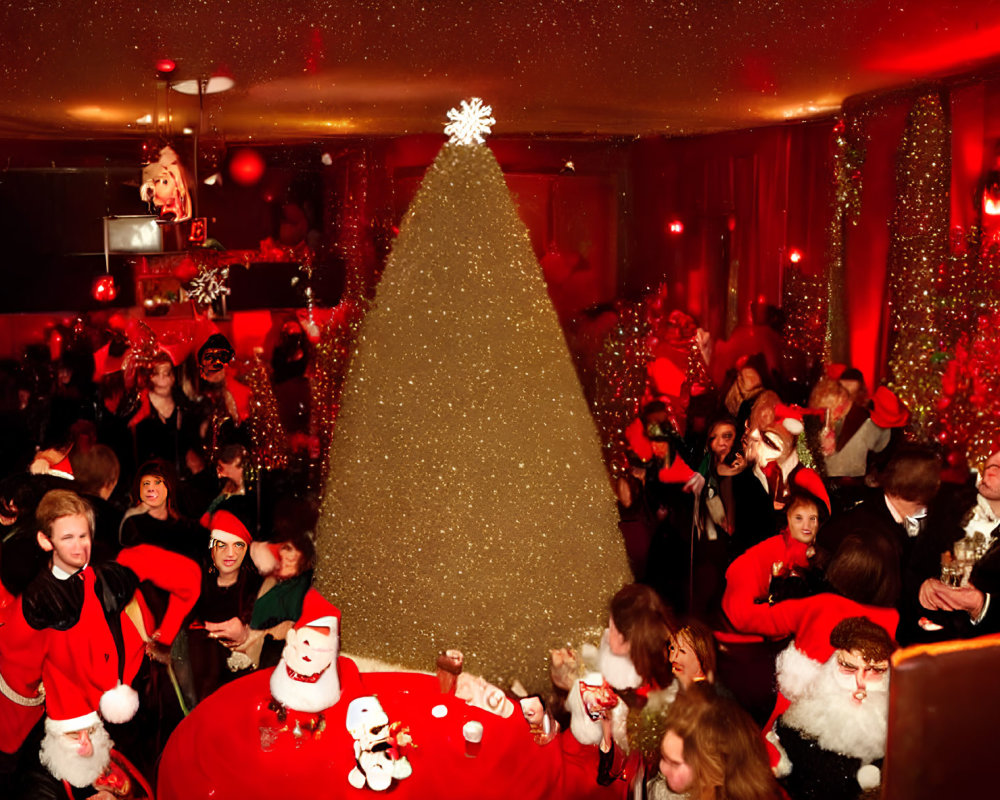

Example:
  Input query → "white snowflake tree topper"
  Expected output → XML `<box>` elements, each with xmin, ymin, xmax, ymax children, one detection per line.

<box><xmin>444</xmin><ymin>97</ymin><xmax>495</xmax><ymax>145</ymax></box>
<box><xmin>188</xmin><ymin>266</ymin><xmax>231</xmax><ymax>306</ymax></box>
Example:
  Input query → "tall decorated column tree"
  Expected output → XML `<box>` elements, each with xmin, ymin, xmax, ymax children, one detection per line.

<box><xmin>314</xmin><ymin>99</ymin><xmax>631</xmax><ymax>689</ymax></box>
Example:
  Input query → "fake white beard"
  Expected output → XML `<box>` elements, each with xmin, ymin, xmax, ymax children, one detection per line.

<box><xmin>780</xmin><ymin>655</ymin><xmax>889</xmax><ymax>764</ymax></box>
<box><xmin>39</xmin><ymin>723</ymin><xmax>113</xmax><ymax>788</ymax></box>
<box><xmin>270</xmin><ymin>659</ymin><xmax>342</xmax><ymax>713</ymax></box>
<box><xmin>597</xmin><ymin>629</ymin><xmax>643</xmax><ymax>691</ymax></box>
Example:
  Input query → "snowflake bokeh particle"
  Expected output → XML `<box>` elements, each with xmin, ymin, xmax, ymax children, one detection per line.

<box><xmin>188</xmin><ymin>266</ymin><xmax>231</xmax><ymax>306</ymax></box>
<box><xmin>444</xmin><ymin>97</ymin><xmax>495</xmax><ymax>145</ymax></box>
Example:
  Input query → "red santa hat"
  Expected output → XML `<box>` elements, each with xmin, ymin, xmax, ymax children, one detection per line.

<box><xmin>201</xmin><ymin>509</ymin><xmax>252</xmax><ymax>547</ymax></box>
<box><xmin>826</xmin><ymin>363</ymin><xmax>848</xmax><ymax>380</ymax></box>
<box><xmin>38</xmin><ymin>674</ymin><xmax>101</xmax><ymax>734</ymax></box>
<box><xmin>624</xmin><ymin>417</ymin><xmax>654</xmax><ymax>463</ymax></box>
<box><xmin>869</xmin><ymin>386</ymin><xmax>909</xmax><ymax>429</ymax></box>
<box><xmin>295</xmin><ymin>588</ymin><xmax>341</xmax><ymax>635</ymax></box>
<box><xmin>774</xmin><ymin>403</ymin><xmax>810</xmax><ymax>436</ymax></box>
<box><xmin>45</xmin><ymin>673</ymin><xmax>138</xmax><ymax>733</ymax></box>
<box><xmin>790</xmin><ymin>467</ymin><xmax>832</xmax><ymax>514</ymax></box>
<box><xmin>648</xmin><ymin>356</ymin><xmax>686</xmax><ymax>399</ymax></box>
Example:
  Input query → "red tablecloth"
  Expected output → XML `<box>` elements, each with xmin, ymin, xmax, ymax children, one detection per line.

<box><xmin>157</xmin><ymin>660</ymin><xmax>627</xmax><ymax>800</ymax></box>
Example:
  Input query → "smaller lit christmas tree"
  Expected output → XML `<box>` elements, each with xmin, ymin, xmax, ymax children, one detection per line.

<box><xmin>593</xmin><ymin>300</ymin><xmax>651</xmax><ymax>476</ymax></box>
<box><xmin>242</xmin><ymin>352</ymin><xmax>290</xmax><ymax>472</ymax></box>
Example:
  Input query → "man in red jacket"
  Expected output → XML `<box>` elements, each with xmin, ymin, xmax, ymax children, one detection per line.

<box><xmin>3</xmin><ymin>489</ymin><xmax>200</xmax><ymax>791</ymax></box>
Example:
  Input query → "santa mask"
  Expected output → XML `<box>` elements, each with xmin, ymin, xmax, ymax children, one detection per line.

<box><xmin>832</xmin><ymin>648</ymin><xmax>889</xmax><ymax>705</ymax></box>
<box><xmin>39</xmin><ymin>720</ymin><xmax>114</xmax><ymax>789</ymax></box>
<box><xmin>284</xmin><ymin>623</ymin><xmax>335</xmax><ymax>676</ymax></box>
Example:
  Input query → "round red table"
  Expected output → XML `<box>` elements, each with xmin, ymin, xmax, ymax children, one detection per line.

<box><xmin>157</xmin><ymin>659</ymin><xmax>627</xmax><ymax>800</ymax></box>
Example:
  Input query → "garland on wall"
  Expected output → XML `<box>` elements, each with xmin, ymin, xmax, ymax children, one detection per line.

<box><xmin>824</xmin><ymin>117</ymin><xmax>865</xmax><ymax>363</ymax></box>
<box><xmin>885</xmin><ymin>90</ymin><xmax>950</xmax><ymax>436</ymax></box>
<box><xmin>593</xmin><ymin>300</ymin><xmax>651</xmax><ymax>477</ymax></box>
<box><xmin>931</xmin><ymin>231</ymin><xmax>1000</xmax><ymax>464</ymax></box>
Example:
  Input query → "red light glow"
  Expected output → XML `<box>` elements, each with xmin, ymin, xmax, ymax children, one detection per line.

<box><xmin>668</xmin><ymin>220</ymin><xmax>684</xmax><ymax>234</ymax></box>
<box><xmin>229</xmin><ymin>148</ymin><xmax>266</xmax><ymax>186</ymax></box>
<box><xmin>92</xmin><ymin>275</ymin><xmax>117</xmax><ymax>302</ymax></box>
<box><xmin>155</xmin><ymin>58</ymin><xmax>177</xmax><ymax>74</ymax></box>
<box><xmin>788</xmin><ymin>248</ymin><xmax>803</xmax><ymax>264</ymax></box>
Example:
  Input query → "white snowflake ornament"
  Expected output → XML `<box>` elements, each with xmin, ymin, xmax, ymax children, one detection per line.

<box><xmin>188</xmin><ymin>266</ymin><xmax>231</xmax><ymax>306</ymax></box>
<box><xmin>444</xmin><ymin>98</ymin><xmax>495</xmax><ymax>145</ymax></box>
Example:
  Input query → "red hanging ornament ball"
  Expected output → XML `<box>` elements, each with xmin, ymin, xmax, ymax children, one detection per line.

<box><xmin>92</xmin><ymin>275</ymin><xmax>117</xmax><ymax>303</ymax></box>
<box><xmin>173</xmin><ymin>257</ymin><xmax>199</xmax><ymax>283</ymax></box>
<box><xmin>229</xmin><ymin>148</ymin><xmax>265</xmax><ymax>186</ymax></box>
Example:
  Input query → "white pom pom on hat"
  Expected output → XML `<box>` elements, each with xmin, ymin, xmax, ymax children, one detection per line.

<box><xmin>99</xmin><ymin>682</ymin><xmax>140</xmax><ymax>724</ymax></box>
<box><xmin>857</xmin><ymin>764</ymin><xmax>881</xmax><ymax>790</ymax></box>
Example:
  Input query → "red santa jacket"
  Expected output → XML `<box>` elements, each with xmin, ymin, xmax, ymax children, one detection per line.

<box><xmin>723</xmin><ymin>532</ymin><xmax>813</xmax><ymax>609</ymax></box>
<box><xmin>18</xmin><ymin>544</ymin><xmax>200</xmax><ymax>734</ymax></box>
<box><xmin>0</xmin><ymin>598</ymin><xmax>46</xmax><ymax>753</ymax></box>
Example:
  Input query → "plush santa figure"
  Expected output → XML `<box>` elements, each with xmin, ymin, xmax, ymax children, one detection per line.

<box><xmin>265</xmin><ymin>589</ymin><xmax>348</xmax><ymax>741</ymax></box>
<box><xmin>767</xmin><ymin>616</ymin><xmax>896</xmax><ymax>800</ymax></box>
<box><xmin>345</xmin><ymin>695</ymin><xmax>413</xmax><ymax>791</ymax></box>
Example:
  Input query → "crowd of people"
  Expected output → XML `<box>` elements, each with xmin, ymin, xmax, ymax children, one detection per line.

<box><xmin>593</xmin><ymin>347</ymin><xmax>999</xmax><ymax>798</ymax></box>
<box><xmin>0</xmin><ymin>311</ymin><xmax>998</xmax><ymax>799</ymax></box>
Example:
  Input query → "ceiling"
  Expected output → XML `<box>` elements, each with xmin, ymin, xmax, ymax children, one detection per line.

<box><xmin>2</xmin><ymin>1</ymin><xmax>1000</xmax><ymax>142</ymax></box>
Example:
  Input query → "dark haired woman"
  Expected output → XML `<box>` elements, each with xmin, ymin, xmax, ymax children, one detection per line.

<box><xmin>119</xmin><ymin>459</ymin><xmax>206</xmax><ymax>561</ymax></box>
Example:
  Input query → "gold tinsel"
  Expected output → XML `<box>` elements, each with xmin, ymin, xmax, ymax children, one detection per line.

<box><xmin>823</xmin><ymin>117</ymin><xmax>865</xmax><ymax>364</ymax></box>
<box><xmin>242</xmin><ymin>352</ymin><xmax>290</xmax><ymax>473</ymax></box>
<box><xmin>593</xmin><ymin>301</ymin><xmax>651</xmax><ymax>477</ymax></box>
<box><xmin>308</xmin><ymin>299</ymin><xmax>368</xmax><ymax>490</ymax></box>
<box><xmin>886</xmin><ymin>90</ymin><xmax>950</xmax><ymax>435</ymax></box>
<box><xmin>314</xmin><ymin>138</ymin><xmax>630</xmax><ymax>692</ymax></box>
<box><xmin>930</xmin><ymin>232</ymin><xmax>1000</xmax><ymax>464</ymax></box>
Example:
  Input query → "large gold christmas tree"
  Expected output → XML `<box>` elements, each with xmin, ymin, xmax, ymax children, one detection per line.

<box><xmin>315</xmin><ymin>101</ymin><xmax>630</xmax><ymax>689</ymax></box>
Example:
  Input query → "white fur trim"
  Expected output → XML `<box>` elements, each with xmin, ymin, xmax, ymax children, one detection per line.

<box><xmin>775</xmin><ymin>644</ymin><xmax>822</xmax><ymax>701</ymax></box>
<box><xmin>45</xmin><ymin>711</ymin><xmax>100</xmax><ymax>734</ymax></box>
<box><xmin>857</xmin><ymin>764</ymin><xmax>881</xmax><ymax>790</ymax></box>
<box><xmin>210</xmin><ymin>530</ymin><xmax>245</xmax><ymax>546</ymax></box>
<box><xmin>99</xmin><ymin>683</ymin><xmax>139</xmax><ymax>724</ymax></box>
<box><xmin>782</xmin><ymin>418</ymin><xmax>804</xmax><ymax>436</ymax></box>
<box><xmin>766</xmin><ymin>728</ymin><xmax>792</xmax><ymax>778</ymax></box>
<box><xmin>597</xmin><ymin>630</ymin><xmax>642</xmax><ymax>690</ymax></box>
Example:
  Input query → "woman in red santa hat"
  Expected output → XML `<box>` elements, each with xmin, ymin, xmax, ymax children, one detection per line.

<box><xmin>183</xmin><ymin>509</ymin><xmax>263</xmax><ymax>705</ymax></box>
